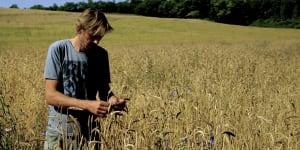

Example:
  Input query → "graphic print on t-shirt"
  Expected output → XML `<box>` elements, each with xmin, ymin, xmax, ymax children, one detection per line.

<box><xmin>63</xmin><ymin>61</ymin><xmax>88</xmax><ymax>99</ymax></box>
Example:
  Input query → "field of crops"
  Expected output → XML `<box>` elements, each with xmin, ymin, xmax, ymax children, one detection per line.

<box><xmin>0</xmin><ymin>8</ymin><xmax>299</xmax><ymax>149</ymax></box>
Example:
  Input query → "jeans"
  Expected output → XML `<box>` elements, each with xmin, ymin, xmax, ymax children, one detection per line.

<box><xmin>44</xmin><ymin>106</ymin><xmax>101</xmax><ymax>150</ymax></box>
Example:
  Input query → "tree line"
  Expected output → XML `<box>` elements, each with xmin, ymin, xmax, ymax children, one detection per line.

<box><xmin>11</xmin><ymin>0</ymin><xmax>300</xmax><ymax>28</ymax></box>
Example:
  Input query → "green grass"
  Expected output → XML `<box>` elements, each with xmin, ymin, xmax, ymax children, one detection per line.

<box><xmin>0</xmin><ymin>8</ymin><xmax>299</xmax><ymax>149</ymax></box>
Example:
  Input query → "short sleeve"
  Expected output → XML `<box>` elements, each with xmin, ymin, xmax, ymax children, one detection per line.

<box><xmin>44</xmin><ymin>42</ymin><xmax>63</xmax><ymax>80</ymax></box>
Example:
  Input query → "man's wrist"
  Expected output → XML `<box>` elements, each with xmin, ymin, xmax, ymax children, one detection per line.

<box><xmin>69</xmin><ymin>98</ymin><xmax>85</xmax><ymax>111</ymax></box>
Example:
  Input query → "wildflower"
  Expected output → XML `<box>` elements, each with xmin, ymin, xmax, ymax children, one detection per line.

<box><xmin>181</xmin><ymin>136</ymin><xmax>187</xmax><ymax>142</ymax></box>
<box><xmin>210</xmin><ymin>133</ymin><xmax>215</xmax><ymax>145</ymax></box>
<box><xmin>210</xmin><ymin>130</ymin><xmax>215</xmax><ymax>145</ymax></box>
<box><xmin>172</xmin><ymin>91</ymin><xmax>177</xmax><ymax>96</ymax></box>
<box><xmin>7</xmin><ymin>115</ymin><xmax>12</xmax><ymax>120</ymax></box>
<box><xmin>166</xmin><ymin>143</ymin><xmax>169</xmax><ymax>149</ymax></box>
<box><xmin>4</xmin><ymin>127</ymin><xmax>12</xmax><ymax>132</ymax></box>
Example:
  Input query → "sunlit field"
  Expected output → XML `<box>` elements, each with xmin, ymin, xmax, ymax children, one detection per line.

<box><xmin>0</xmin><ymin>8</ymin><xmax>299</xmax><ymax>149</ymax></box>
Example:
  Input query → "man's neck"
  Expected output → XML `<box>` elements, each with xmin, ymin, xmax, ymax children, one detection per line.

<box><xmin>70</xmin><ymin>36</ymin><xmax>82</xmax><ymax>52</ymax></box>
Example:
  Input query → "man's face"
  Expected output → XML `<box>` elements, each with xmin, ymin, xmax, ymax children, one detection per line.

<box><xmin>79</xmin><ymin>29</ymin><xmax>103</xmax><ymax>51</ymax></box>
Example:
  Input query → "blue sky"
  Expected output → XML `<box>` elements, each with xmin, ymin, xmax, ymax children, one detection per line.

<box><xmin>0</xmin><ymin>0</ymin><xmax>125</xmax><ymax>9</ymax></box>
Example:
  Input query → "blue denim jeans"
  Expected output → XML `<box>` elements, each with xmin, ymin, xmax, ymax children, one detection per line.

<box><xmin>44</xmin><ymin>106</ymin><xmax>100</xmax><ymax>149</ymax></box>
<box><xmin>43</xmin><ymin>106</ymin><xmax>80</xmax><ymax>149</ymax></box>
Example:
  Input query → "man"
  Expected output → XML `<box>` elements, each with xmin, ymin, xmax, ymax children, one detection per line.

<box><xmin>43</xmin><ymin>8</ymin><xmax>126</xmax><ymax>149</ymax></box>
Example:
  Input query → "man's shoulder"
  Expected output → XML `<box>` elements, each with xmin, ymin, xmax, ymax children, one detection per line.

<box><xmin>48</xmin><ymin>39</ymin><xmax>72</xmax><ymax>55</ymax></box>
<box><xmin>50</xmin><ymin>39</ymin><xmax>70</xmax><ymax>48</ymax></box>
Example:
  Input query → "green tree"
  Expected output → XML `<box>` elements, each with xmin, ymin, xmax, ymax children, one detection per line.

<box><xmin>195</xmin><ymin>0</ymin><xmax>210</xmax><ymax>19</ymax></box>
<box><xmin>103</xmin><ymin>2</ymin><xmax>117</xmax><ymax>12</ymax></box>
<box><xmin>116</xmin><ymin>1</ymin><xmax>132</xmax><ymax>14</ymax></box>
<box><xmin>293</xmin><ymin>0</ymin><xmax>300</xmax><ymax>18</ymax></box>
<box><xmin>48</xmin><ymin>3</ymin><xmax>59</xmax><ymax>11</ymax></box>
<box><xmin>30</xmin><ymin>5</ymin><xmax>45</xmax><ymax>10</ymax></box>
<box><xmin>61</xmin><ymin>2</ymin><xmax>79</xmax><ymax>12</ymax></box>
<box><xmin>77</xmin><ymin>2</ymin><xmax>89</xmax><ymax>11</ymax></box>
<box><xmin>209</xmin><ymin>0</ymin><xmax>251</xmax><ymax>25</ymax></box>
<box><xmin>135</xmin><ymin>0</ymin><xmax>162</xmax><ymax>16</ymax></box>
<box><xmin>280</xmin><ymin>0</ymin><xmax>297</xmax><ymax>20</ymax></box>
<box><xmin>9</xmin><ymin>4</ymin><xmax>18</xmax><ymax>9</ymax></box>
<box><xmin>158</xmin><ymin>0</ymin><xmax>177</xmax><ymax>18</ymax></box>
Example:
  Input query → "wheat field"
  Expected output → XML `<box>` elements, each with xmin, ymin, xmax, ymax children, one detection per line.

<box><xmin>0</xmin><ymin>8</ymin><xmax>299</xmax><ymax>149</ymax></box>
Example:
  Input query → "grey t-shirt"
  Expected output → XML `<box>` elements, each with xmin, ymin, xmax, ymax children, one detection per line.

<box><xmin>44</xmin><ymin>39</ymin><xmax>111</xmax><ymax>136</ymax></box>
<box><xmin>44</xmin><ymin>39</ymin><xmax>111</xmax><ymax>100</ymax></box>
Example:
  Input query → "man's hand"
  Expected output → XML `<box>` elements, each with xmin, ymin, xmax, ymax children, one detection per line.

<box><xmin>108</xmin><ymin>96</ymin><xmax>127</xmax><ymax>112</ymax></box>
<box><xmin>85</xmin><ymin>100</ymin><xmax>110</xmax><ymax>117</ymax></box>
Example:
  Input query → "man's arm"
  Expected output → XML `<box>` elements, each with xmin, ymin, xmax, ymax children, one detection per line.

<box><xmin>45</xmin><ymin>79</ymin><xmax>110</xmax><ymax>117</ymax></box>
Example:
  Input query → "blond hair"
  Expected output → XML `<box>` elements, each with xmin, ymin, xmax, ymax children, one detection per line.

<box><xmin>76</xmin><ymin>8</ymin><xmax>113</xmax><ymax>37</ymax></box>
